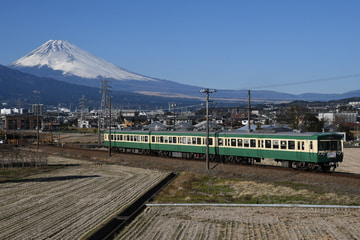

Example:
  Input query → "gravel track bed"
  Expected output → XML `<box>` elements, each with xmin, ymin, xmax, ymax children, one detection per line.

<box><xmin>0</xmin><ymin>163</ymin><xmax>169</xmax><ymax>239</ymax></box>
<box><xmin>116</xmin><ymin>206</ymin><xmax>360</xmax><ymax>240</ymax></box>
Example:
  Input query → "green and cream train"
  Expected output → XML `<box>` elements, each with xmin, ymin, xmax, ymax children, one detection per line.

<box><xmin>104</xmin><ymin>130</ymin><xmax>344</xmax><ymax>172</ymax></box>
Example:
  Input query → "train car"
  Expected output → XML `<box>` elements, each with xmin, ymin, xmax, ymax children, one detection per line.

<box><xmin>104</xmin><ymin>130</ymin><xmax>343</xmax><ymax>172</ymax></box>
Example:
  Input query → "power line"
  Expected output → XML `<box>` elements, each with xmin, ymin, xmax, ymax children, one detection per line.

<box><xmin>218</xmin><ymin>73</ymin><xmax>360</xmax><ymax>92</ymax></box>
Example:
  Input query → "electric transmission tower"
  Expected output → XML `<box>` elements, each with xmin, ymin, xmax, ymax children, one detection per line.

<box><xmin>100</xmin><ymin>77</ymin><xmax>112</xmax><ymax>115</ymax></box>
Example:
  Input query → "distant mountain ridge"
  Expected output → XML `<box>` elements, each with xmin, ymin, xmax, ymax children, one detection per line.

<box><xmin>7</xmin><ymin>40</ymin><xmax>360</xmax><ymax>102</ymax></box>
<box><xmin>0</xmin><ymin>64</ymin><xmax>199</xmax><ymax>108</ymax></box>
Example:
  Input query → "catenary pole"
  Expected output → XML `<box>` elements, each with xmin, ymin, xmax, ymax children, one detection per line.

<box><xmin>200</xmin><ymin>88</ymin><xmax>216</xmax><ymax>170</ymax></box>
<box><xmin>108</xmin><ymin>97</ymin><xmax>111</xmax><ymax>157</ymax></box>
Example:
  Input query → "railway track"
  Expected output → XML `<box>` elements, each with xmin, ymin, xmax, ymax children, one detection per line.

<box><xmin>37</xmin><ymin>144</ymin><xmax>360</xmax><ymax>181</ymax></box>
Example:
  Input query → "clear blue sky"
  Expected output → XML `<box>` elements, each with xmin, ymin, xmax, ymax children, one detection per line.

<box><xmin>1</xmin><ymin>0</ymin><xmax>360</xmax><ymax>94</ymax></box>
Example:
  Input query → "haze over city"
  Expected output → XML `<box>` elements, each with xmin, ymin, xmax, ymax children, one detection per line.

<box><xmin>1</xmin><ymin>0</ymin><xmax>360</xmax><ymax>94</ymax></box>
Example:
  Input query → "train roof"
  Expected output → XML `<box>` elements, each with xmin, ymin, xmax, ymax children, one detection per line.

<box><xmin>105</xmin><ymin>130</ymin><xmax>343</xmax><ymax>139</ymax></box>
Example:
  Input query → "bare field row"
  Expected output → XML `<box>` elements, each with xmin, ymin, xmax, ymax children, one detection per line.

<box><xmin>116</xmin><ymin>206</ymin><xmax>360</xmax><ymax>240</ymax></box>
<box><xmin>0</xmin><ymin>160</ymin><xmax>169</xmax><ymax>239</ymax></box>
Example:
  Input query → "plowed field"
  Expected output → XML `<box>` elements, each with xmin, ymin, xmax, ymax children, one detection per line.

<box><xmin>0</xmin><ymin>157</ymin><xmax>169</xmax><ymax>239</ymax></box>
<box><xmin>116</xmin><ymin>206</ymin><xmax>360</xmax><ymax>240</ymax></box>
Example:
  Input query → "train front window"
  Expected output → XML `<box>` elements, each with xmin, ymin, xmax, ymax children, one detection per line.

<box><xmin>318</xmin><ymin>141</ymin><xmax>342</xmax><ymax>151</ymax></box>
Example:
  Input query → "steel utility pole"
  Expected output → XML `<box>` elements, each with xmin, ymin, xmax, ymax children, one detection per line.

<box><xmin>108</xmin><ymin>97</ymin><xmax>112</xmax><ymax>157</ymax></box>
<box><xmin>36</xmin><ymin>104</ymin><xmax>40</xmax><ymax>150</ymax></box>
<box><xmin>171</xmin><ymin>103</ymin><xmax>176</xmax><ymax>130</ymax></box>
<box><xmin>200</xmin><ymin>88</ymin><xmax>216</xmax><ymax>170</ymax></box>
<box><xmin>248</xmin><ymin>89</ymin><xmax>251</xmax><ymax>132</ymax></box>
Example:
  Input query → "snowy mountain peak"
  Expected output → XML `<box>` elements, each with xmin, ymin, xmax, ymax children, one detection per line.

<box><xmin>10</xmin><ymin>40</ymin><xmax>155</xmax><ymax>81</ymax></box>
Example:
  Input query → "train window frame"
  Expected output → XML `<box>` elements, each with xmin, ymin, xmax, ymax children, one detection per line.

<box><xmin>208</xmin><ymin>138</ymin><xmax>213</xmax><ymax>146</ymax></box>
<box><xmin>173</xmin><ymin>137</ymin><xmax>177</xmax><ymax>143</ymax></box>
<box><xmin>250</xmin><ymin>139</ymin><xmax>256</xmax><ymax>148</ymax></box>
<box><xmin>273</xmin><ymin>140</ymin><xmax>279</xmax><ymax>149</ymax></box>
<box><xmin>218</xmin><ymin>138</ymin><xmax>223</xmax><ymax>146</ymax></box>
<box><xmin>187</xmin><ymin>137</ymin><xmax>192</xmax><ymax>145</ymax></box>
<box><xmin>265</xmin><ymin>140</ymin><xmax>271</xmax><ymax>149</ymax></box>
<box><xmin>192</xmin><ymin>137</ymin><xmax>196</xmax><ymax>145</ymax></box>
<box><xmin>169</xmin><ymin>136</ymin><xmax>172</xmax><ymax>143</ymax></box>
<box><xmin>152</xmin><ymin>136</ymin><xmax>155</xmax><ymax>142</ymax></box>
<box><xmin>145</xmin><ymin>136</ymin><xmax>148</xmax><ymax>142</ymax></box>
<box><xmin>237</xmin><ymin>139</ymin><xmax>243</xmax><ymax>147</ymax></box>
<box><xmin>197</xmin><ymin>137</ymin><xmax>202</xmax><ymax>145</ymax></box>
<box><xmin>164</xmin><ymin>136</ymin><xmax>169</xmax><ymax>143</ymax></box>
<box><xmin>120</xmin><ymin>135</ymin><xmax>123</xmax><ymax>141</ymax></box>
<box><xmin>281</xmin><ymin>140</ymin><xmax>286</xmax><ymax>149</ymax></box>
<box><xmin>244</xmin><ymin>139</ymin><xmax>249</xmax><ymax>148</ymax></box>
<box><xmin>288</xmin><ymin>140</ymin><xmax>295</xmax><ymax>150</ymax></box>
<box><xmin>231</xmin><ymin>139</ymin><xmax>236</xmax><ymax>147</ymax></box>
<box><xmin>137</xmin><ymin>136</ymin><xmax>140</xmax><ymax>142</ymax></box>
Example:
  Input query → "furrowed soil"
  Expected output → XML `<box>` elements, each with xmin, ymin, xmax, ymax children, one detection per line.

<box><xmin>0</xmin><ymin>155</ymin><xmax>169</xmax><ymax>239</ymax></box>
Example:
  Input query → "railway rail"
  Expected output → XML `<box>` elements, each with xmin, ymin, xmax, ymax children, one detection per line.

<box><xmin>37</xmin><ymin>144</ymin><xmax>360</xmax><ymax>181</ymax></box>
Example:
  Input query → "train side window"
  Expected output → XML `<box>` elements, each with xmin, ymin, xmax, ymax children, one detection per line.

<box><xmin>244</xmin><ymin>139</ymin><xmax>249</xmax><ymax>147</ymax></box>
<box><xmin>208</xmin><ymin>138</ymin><xmax>213</xmax><ymax>145</ymax></box>
<box><xmin>297</xmin><ymin>141</ymin><xmax>300</xmax><ymax>150</ymax></box>
<box><xmin>237</xmin><ymin>139</ymin><xmax>243</xmax><ymax>147</ymax></box>
<box><xmin>310</xmin><ymin>141</ymin><xmax>313</xmax><ymax>150</ymax></box>
<box><xmin>187</xmin><ymin>137</ymin><xmax>191</xmax><ymax>144</ymax></box>
<box><xmin>152</xmin><ymin>136</ymin><xmax>155</xmax><ymax>142</ymax></box>
<box><xmin>265</xmin><ymin>140</ymin><xmax>271</xmax><ymax>148</ymax></box>
<box><xmin>288</xmin><ymin>141</ymin><xmax>295</xmax><ymax>150</ymax></box>
<box><xmin>218</xmin><ymin>138</ymin><xmax>223</xmax><ymax>146</ymax></box>
<box><xmin>281</xmin><ymin>141</ymin><xmax>286</xmax><ymax>149</ymax></box>
<box><xmin>160</xmin><ymin>136</ymin><xmax>164</xmax><ymax>143</ymax></box>
<box><xmin>197</xmin><ymin>137</ymin><xmax>201</xmax><ymax>145</ymax></box>
<box><xmin>302</xmin><ymin>141</ymin><xmax>305</xmax><ymax>150</ymax></box>
<box><xmin>191</xmin><ymin>137</ymin><xmax>195</xmax><ymax>144</ymax></box>
<box><xmin>164</xmin><ymin>137</ymin><xmax>168</xmax><ymax>143</ymax></box>
<box><xmin>111</xmin><ymin>135</ymin><xmax>114</xmax><ymax>140</ymax></box>
<box><xmin>183</xmin><ymin>137</ymin><xmax>187</xmax><ymax>144</ymax></box>
<box><xmin>173</xmin><ymin>137</ymin><xmax>177</xmax><ymax>143</ymax></box>
<box><xmin>145</xmin><ymin>136</ymin><xmax>148</xmax><ymax>142</ymax></box>
<box><xmin>273</xmin><ymin>140</ymin><xmax>279</xmax><ymax>149</ymax></box>
<box><xmin>120</xmin><ymin>135</ymin><xmax>123</xmax><ymax>141</ymax></box>
<box><xmin>137</xmin><ymin>136</ymin><xmax>140</xmax><ymax>142</ymax></box>
<box><xmin>169</xmin><ymin>137</ymin><xmax>172</xmax><ymax>143</ymax></box>
<box><xmin>130</xmin><ymin>136</ymin><xmax>134</xmax><ymax>141</ymax></box>
<box><xmin>231</xmin><ymin>139</ymin><xmax>236</xmax><ymax>147</ymax></box>
<box><xmin>127</xmin><ymin>135</ymin><xmax>130</xmax><ymax>141</ymax></box>
<box><xmin>250</xmin><ymin>139</ymin><xmax>256</xmax><ymax>148</ymax></box>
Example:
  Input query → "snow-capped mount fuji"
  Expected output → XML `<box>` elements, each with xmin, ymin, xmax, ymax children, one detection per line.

<box><xmin>9</xmin><ymin>40</ymin><xmax>202</xmax><ymax>98</ymax></box>
<box><xmin>10</xmin><ymin>40</ymin><xmax>156</xmax><ymax>82</ymax></box>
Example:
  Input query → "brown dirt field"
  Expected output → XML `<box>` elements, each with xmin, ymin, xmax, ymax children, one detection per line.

<box><xmin>0</xmin><ymin>156</ymin><xmax>169</xmax><ymax>239</ymax></box>
<box><xmin>116</xmin><ymin>206</ymin><xmax>360</xmax><ymax>240</ymax></box>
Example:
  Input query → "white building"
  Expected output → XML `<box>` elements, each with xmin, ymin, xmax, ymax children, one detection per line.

<box><xmin>318</xmin><ymin>112</ymin><xmax>358</xmax><ymax>125</ymax></box>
